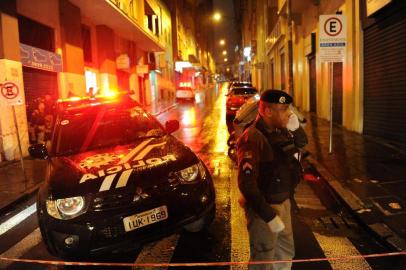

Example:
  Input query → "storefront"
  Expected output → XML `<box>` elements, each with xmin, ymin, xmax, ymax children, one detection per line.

<box><xmin>18</xmin><ymin>16</ymin><xmax>60</xmax><ymax>144</ymax></box>
<box><xmin>22</xmin><ymin>66</ymin><xmax>57</xmax><ymax>144</ymax></box>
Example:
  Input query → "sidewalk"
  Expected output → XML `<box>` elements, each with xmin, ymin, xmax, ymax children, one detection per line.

<box><xmin>144</xmin><ymin>98</ymin><xmax>177</xmax><ymax>117</ymax></box>
<box><xmin>0</xmin><ymin>159</ymin><xmax>46</xmax><ymax>215</ymax></box>
<box><xmin>303</xmin><ymin>113</ymin><xmax>406</xmax><ymax>251</ymax></box>
<box><xmin>0</xmin><ymin>99</ymin><xmax>177</xmax><ymax>216</ymax></box>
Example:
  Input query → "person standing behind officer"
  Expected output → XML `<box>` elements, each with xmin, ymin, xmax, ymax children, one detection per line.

<box><xmin>237</xmin><ymin>89</ymin><xmax>307</xmax><ymax>270</ymax></box>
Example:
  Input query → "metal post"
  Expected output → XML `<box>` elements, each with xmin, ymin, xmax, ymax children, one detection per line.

<box><xmin>329</xmin><ymin>62</ymin><xmax>334</xmax><ymax>154</ymax></box>
<box><xmin>287</xmin><ymin>0</ymin><xmax>294</xmax><ymax>96</ymax></box>
<box><xmin>12</xmin><ymin>106</ymin><xmax>28</xmax><ymax>189</ymax></box>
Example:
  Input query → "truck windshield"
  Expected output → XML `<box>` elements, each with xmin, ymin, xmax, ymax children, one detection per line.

<box><xmin>53</xmin><ymin>104</ymin><xmax>164</xmax><ymax>156</ymax></box>
<box><xmin>232</xmin><ymin>88</ymin><xmax>258</xmax><ymax>95</ymax></box>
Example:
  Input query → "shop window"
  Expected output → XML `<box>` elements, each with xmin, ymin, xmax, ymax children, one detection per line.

<box><xmin>85</xmin><ymin>70</ymin><xmax>98</xmax><ymax>96</ymax></box>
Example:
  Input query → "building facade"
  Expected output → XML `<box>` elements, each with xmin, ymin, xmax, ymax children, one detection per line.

<box><xmin>0</xmin><ymin>0</ymin><xmax>174</xmax><ymax>161</ymax></box>
<box><xmin>239</xmin><ymin>0</ymin><xmax>406</xmax><ymax>146</ymax></box>
<box><xmin>165</xmin><ymin>0</ymin><xmax>216</xmax><ymax>88</ymax></box>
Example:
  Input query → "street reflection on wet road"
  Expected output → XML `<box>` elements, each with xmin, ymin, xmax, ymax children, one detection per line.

<box><xmin>160</xmin><ymin>83</ymin><xmax>230</xmax><ymax>161</ymax></box>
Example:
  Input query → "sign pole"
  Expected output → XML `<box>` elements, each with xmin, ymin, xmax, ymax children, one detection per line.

<box><xmin>12</xmin><ymin>105</ymin><xmax>28</xmax><ymax>189</ymax></box>
<box><xmin>329</xmin><ymin>62</ymin><xmax>334</xmax><ymax>153</ymax></box>
<box><xmin>319</xmin><ymin>14</ymin><xmax>346</xmax><ymax>155</ymax></box>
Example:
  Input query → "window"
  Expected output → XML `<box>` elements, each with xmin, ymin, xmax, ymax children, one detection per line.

<box><xmin>82</xmin><ymin>25</ymin><xmax>92</xmax><ymax>63</ymax></box>
<box><xmin>280</xmin><ymin>48</ymin><xmax>285</xmax><ymax>90</ymax></box>
<box><xmin>144</xmin><ymin>1</ymin><xmax>156</xmax><ymax>33</ymax></box>
<box><xmin>146</xmin><ymin>15</ymin><xmax>154</xmax><ymax>32</ymax></box>
<box><xmin>267</xmin><ymin>0</ymin><xmax>278</xmax><ymax>35</ymax></box>
<box><xmin>270</xmin><ymin>59</ymin><xmax>275</xmax><ymax>88</ymax></box>
<box><xmin>18</xmin><ymin>16</ymin><xmax>54</xmax><ymax>51</ymax></box>
<box><xmin>154</xmin><ymin>15</ymin><xmax>160</xmax><ymax>36</ymax></box>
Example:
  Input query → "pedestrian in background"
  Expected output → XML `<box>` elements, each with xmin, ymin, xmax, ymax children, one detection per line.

<box><xmin>31</xmin><ymin>101</ymin><xmax>46</xmax><ymax>144</ymax></box>
<box><xmin>237</xmin><ymin>89</ymin><xmax>307</xmax><ymax>270</ymax></box>
<box><xmin>28</xmin><ymin>95</ymin><xmax>55</xmax><ymax>145</ymax></box>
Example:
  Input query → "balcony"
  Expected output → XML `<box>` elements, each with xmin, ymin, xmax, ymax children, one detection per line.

<box><xmin>69</xmin><ymin>0</ymin><xmax>165</xmax><ymax>52</ymax></box>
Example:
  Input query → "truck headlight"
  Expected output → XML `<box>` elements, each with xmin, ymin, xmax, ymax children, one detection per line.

<box><xmin>176</xmin><ymin>162</ymin><xmax>207</xmax><ymax>184</ymax></box>
<box><xmin>46</xmin><ymin>196</ymin><xmax>86</xmax><ymax>220</ymax></box>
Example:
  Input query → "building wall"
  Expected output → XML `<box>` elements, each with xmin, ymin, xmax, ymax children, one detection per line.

<box><xmin>0</xmin><ymin>0</ymin><xmax>172</xmax><ymax>161</ymax></box>
<box><xmin>176</xmin><ymin>4</ymin><xmax>198</xmax><ymax>62</ymax></box>
<box><xmin>59</xmin><ymin>0</ymin><xmax>86</xmax><ymax>97</ymax></box>
<box><xmin>154</xmin><ymin>0</ymin><xmax>175</xmax><ymax>100</ymax></box>
<box><xmin>252</xmin><ymin>0</ymin><xmax>266</xmax><ymax>92</ymax></box>
<box><xmin>247</xmin><ymin>0</ymin><xmax>363</xmax><ymax>132</ymax></box>
<box><xmin>0</xmin><ymin>6</ymin><xmax>28</xmax><ymax>161</ymax></box>
<box><xmin>291</xmin><ymin>0</ymin><xmax>362</xmax><ymax>132</ymax></box>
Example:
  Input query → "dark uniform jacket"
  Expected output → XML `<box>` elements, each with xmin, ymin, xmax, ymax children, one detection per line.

<box><xmin>237</xmin><ymin>115</ymin><xmax>308</xmax><ymax>222</ymax></box>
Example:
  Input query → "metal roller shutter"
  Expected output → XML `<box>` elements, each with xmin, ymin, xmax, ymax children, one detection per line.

<box><xmin>23</xmin><ymin>67</ymin><xmax>57</xmax><ymax>115</ymax></box>
<box><xmin>363</xmin><ymin>6</ymin><xmax>406</xmax><ymax>145</ymax></box>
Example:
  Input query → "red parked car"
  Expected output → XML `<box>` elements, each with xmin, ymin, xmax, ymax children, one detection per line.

<box><xmin>226</xmin><ymin>86</ymin><xmax>258</xmax><ymax>121</ymax></box>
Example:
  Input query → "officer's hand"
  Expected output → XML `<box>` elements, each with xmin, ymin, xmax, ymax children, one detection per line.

<box><xmin>267</xmin><ymin>215</ymin><xmax>285</xmax><ymax>233</ymax></box>
<box><xmin>287</xmin><ymin>112</ymin><xmax>300</xmax><ymax>131</ymax></box>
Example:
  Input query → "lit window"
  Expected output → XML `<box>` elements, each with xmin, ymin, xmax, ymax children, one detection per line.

<box><xmin>85</xmin><ymin>70</ymin><xmax>98</xmax><ymax>95</ymax></box>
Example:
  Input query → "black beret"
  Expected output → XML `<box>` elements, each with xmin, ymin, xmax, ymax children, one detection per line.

<box><xmin>260</xmin><ymin>89</ymin><xmax>293</xmax><ymax>104</ymax></box>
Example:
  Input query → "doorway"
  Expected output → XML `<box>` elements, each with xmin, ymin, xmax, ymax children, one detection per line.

<box><xmin>308</xmin><ymin>54</ymin><xmax>317</xmax><ymax>113</ymax></box>
<box><xmin>333</xmin><ymin>62</ymin><xmax>343</xmax><ymax>124</ymax></box>
<box><xmin>138</xmin><ymin>76</ymin><xmax>145</xmax><ymax>105</ymax></box>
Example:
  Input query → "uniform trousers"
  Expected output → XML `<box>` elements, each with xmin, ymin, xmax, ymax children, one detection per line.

<box><xmin>246</xmin><ymin>199</ymin><xmax>294</xmax><ymax>270</ymax></box>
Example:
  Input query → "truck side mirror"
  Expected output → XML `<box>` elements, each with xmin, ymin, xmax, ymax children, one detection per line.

<box><xmin>165</xmin><ymin>120</ymin><xmax>179</xmax><ymax>134</ymax></box>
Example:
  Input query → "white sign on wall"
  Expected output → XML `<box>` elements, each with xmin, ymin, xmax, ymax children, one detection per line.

<box><xmin>0</xmin><ymin>81</ymin><xmax>24</xmax><ymax>106</ymax></box>
<box><xmin>116</xmin><ymin>54</ymin><xmax>131</xmax><ymax>70</ymax></box>
<box><xmin>136</xmin><ymin>65</ymin><xmax>149</xmax><ymax>74</ymax></box>
<box><xmin>319</xmin><ymin>15</ymin><xmax>347</xmax><ymax>62</ymax></box>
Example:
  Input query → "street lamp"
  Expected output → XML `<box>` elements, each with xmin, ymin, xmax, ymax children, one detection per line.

<box><xmin>222</xmin><ymin>50</ymin><xmax>227</xmax><ymax>55</ymax></box>
<box><xmin>212</xmin><ymin>11</ymin><xmax>236</xmax><ymax>22</ymax></box>
<box><xmin>213</xmin><ymin>12</ymin><xmax>221</xmax><ymax>22</ymax></box>
<box><xmin>219</xmin><ymin>39</ymin><xmax>225</xmax><ymax>46</ymax></box>
<box><xmin>224</xmin><ymin>58</ymin><xmax>228</xmax><ymax>62</ymax></box>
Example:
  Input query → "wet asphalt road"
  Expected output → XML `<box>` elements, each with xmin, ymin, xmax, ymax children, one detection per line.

<box><xmin>0</xmin><ymin>84</ymin><xmax>404</xmax><ymax>270</ymax></box>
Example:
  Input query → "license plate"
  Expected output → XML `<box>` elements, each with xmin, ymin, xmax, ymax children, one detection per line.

<box><xmin>123</xmin><ymin>206</ymin><xmax>168</xmax><ymax>232</ymax></box>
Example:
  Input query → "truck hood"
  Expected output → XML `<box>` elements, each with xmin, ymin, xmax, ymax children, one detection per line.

<box><xmin>46</xmin><ymin>135</ymin><xmax>199</xmax><ymax>198</ymax></box>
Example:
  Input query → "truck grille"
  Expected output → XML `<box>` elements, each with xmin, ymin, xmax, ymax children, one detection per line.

<box><xmin>90</xmin><ymin>183</ymin><xmax>173</xmax><ymax>211</ymax></box>
<box><xmin>97</xmin><ymin>224</ymin><xmax>125</xmax><ymax>239</ymax></box>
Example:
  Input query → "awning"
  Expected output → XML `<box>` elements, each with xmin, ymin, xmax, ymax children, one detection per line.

<box><xmin>69</xmin><ymin>0</ymin><xmax>165</xmax><ymax>52</ymax></box>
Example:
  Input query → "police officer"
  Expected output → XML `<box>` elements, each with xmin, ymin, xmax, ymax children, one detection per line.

<box><xmin>237</xmin><ymin>89</ymin><xmax>307</xmax><ymax>270</ymax></box>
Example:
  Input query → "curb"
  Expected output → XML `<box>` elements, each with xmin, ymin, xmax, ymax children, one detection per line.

<box><xmin>0</xmin><ymin>183</ymin><xmax>42</xmax><ymax>217</ymax></box>
<box><xmin>152</xmin><ymin>103</ymin><xmax>177</xmax><ymax>117</ymax></box>
<box><xmin>307</xmin><ymin>156</ymin><xmax>406</xmax><ymax>251</ymax></box>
